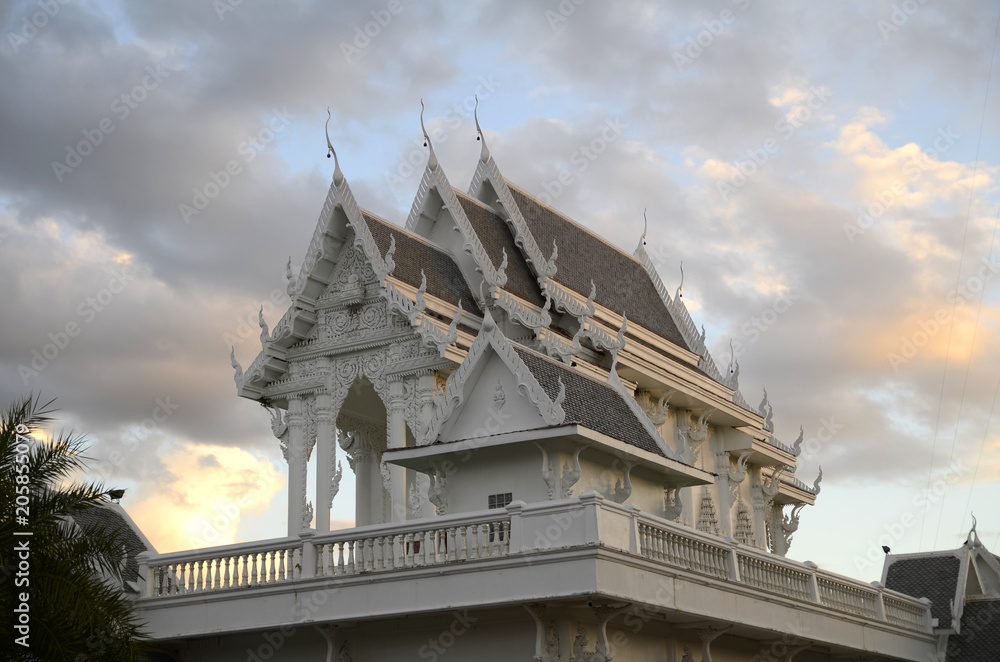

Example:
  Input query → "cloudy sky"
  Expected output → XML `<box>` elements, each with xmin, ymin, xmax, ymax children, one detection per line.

<box><xmin>2</xmin><ymin>0</ymin><xmax>1000</xmax><ymax>579</ymax></box>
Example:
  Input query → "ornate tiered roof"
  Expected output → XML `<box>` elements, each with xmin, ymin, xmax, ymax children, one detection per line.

<box><xmin>230</xmin><ymin>107</ymin><xmax>820</xmax><ymax>551</ymax></box>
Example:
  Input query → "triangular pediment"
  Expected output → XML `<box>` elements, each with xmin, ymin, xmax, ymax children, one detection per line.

<box><xmin>428</xmin><ymin>311</ymin><xmax>565</xmax><ymax>445</ymax></box>
<box><xmin>440</xmin><ymin>351</ymin><xmax>551</xmax><ymax>442</ymax></box>
<box><xmin>405</xmin><ymin>161</ymin><xmax>506</xmax><ymax>299</ymax></box>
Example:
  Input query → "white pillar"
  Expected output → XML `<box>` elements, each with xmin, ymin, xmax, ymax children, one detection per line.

<box><xmin>714</xmin><ymin>451</ymin><xmax>733</xmax><ymax>539</ymax></box>
<box><xmin>286</xmin><ymin>397</ymin><xmax>307</xmax><ymax>537</ymax></box>
<box><xmin>387</xmin><ymin>378</ymin><xmax>408</xmax><ymax>522</ymax></box>
<box><xmin>354</xmin><ymin>440</ymin><xmax>372</xmax><ymax>527</ymax></box>
<box><xmin>315</xmin><ymin>393</ymin><xmax>334</xmax><ymax>533</ymax></box>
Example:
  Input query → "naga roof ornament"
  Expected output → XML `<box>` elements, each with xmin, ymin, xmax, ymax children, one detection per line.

<box><xmin>324</xmin><ymin>107</ymin><xmax>344</xmax><ymax>186</ymax></box>
<box><xmin>419</xmin><ymin>99</ymin><xmax>439</xmax><ymax>170</ymax></box>
<box><xmin>474</xmin><ymin>95</ymin><xmax>490</xmax><ymax>163</ymax></box>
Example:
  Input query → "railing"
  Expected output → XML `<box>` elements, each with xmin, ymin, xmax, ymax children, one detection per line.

<box><xmin>638</xmin><ymin>523</ymin><xmax>730</xmax><ymax>579</ymax></box>
<box><xmin>884</xmin><ymin>594</ymin><xmax>932</xmax><ymax>630</ymax></box>
<box><xmin>316</xmin><ymin>516</ymin><xmax>510</xmax><ymax>576</ymax></box>
<box><xmin>817</xmin><ymin>577</ymin><xmax>879</xmax><ymax>619</ymax></box>
<box><xmin>634</xmin><ymin>512</ymin><xmax>930</xmax><ymax>633</ymax></box>
<box><xmin>737</xmin><ymin>553</ymin><xmax>812</xmax><ymax>602</ymax></box>
<box><xmin>144</xmin><ymin>512</ymin><xmax>510</xmax><ymax>598</ymax></box>
<box><xmin>138</xmin><ymin>495</ymin><xmax>931</xmax><ymax>636</ymax></box>
<box><xmin>148</xmin><ymin>538</ymin><xmax>300</xmax><ymax>597</ymax></box>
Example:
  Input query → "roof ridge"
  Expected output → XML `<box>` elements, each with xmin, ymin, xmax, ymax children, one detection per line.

<box><xmin>505</xmin><ymin>180</ymin><xmax>647</xmax><ymax>269</ymax></box>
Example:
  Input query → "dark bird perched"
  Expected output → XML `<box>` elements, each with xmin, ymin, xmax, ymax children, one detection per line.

<box><xmin>108</xmin><ymin>488</ymin><xmax>125</xmax><ymax>503</ymax></box>
<box><xmin>882</xmin><ymin>545</ymin><xmax>891</xmax><ymax>554</ymax></box>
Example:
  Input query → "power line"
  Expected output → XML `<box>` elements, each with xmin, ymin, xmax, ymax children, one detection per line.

<box><xmin>957</xmin><ymin>204</ymin><xmax>1000</xmax><ymax>542</ymax></box>
<box><xmin>920</xmin><ymin>7</ymin><xmax>1000</xmax><ymax>551</ymax></box>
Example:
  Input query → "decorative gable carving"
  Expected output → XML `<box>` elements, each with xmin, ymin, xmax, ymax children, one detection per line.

<box><xmin>427</xmin><ymin>310</ymin><xmax>566</xmax><ymax>445</ymax></box>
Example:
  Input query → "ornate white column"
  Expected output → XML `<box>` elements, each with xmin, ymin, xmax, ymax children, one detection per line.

<box><xmin>750</xmin><ymin>467</ymin><xmax>768</xmax><ymax>549</ymax></box>
<box><xmin>286</xmin><ymin>396</ymin><xmax>307</xmax><ymax>537</ymax></box>
<box><xmin>354</xmin><ymin>434</ymin><xmax>373</xmax><ymax>526</ymax></box>
<box><xmin>387</xmin><ymin>378</ymin><xmax>408</xmax><ymax>521</ymax></box>
<box><xmin>714</xmin><ymin>451</ymin><xmax>734</xmax><ymax>538</ymax></box>
<box><xmin>314</xmin><ymin>392</ymin><xmax>334</xmax><ymax>533</ymax></box>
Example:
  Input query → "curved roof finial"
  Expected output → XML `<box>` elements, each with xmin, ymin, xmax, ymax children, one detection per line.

<box><xmin>641</xmin><ymin>208</ymin><xmax>648</xmax><ymax>246</ymax></box>
<box><xmin>676</xmin><ymin>261</ymin><xmax>684</xmax><ymax>299</ymax></box>
<box><xmin>325</xmin><ymin>107</ymin><xmax>344</xmax><ymax>186</ymax></box>
<box><xmin>474</xmin><ymin>95</ymin><xmax>490</xmax><ymax>163</ymax></box>
<box><xmin>419</xmin><ymin>99</ymin><xmax>439</xmax><ymax>169</ymax></box>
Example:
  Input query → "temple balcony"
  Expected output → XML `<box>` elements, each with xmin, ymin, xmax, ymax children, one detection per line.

<box><xmin>136</xmin><ymin>494</ymin><xmax>936</xmax><ymax>661</ymax></box>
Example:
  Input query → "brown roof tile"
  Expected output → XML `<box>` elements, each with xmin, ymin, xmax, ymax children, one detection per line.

<box><xmin>363</xmin><ymin>212</ymin><xmax>481</xmax><ymax>315</ymax></box>
<box><xmin>506</xmin><ymin>184</ymin><xmax>689</xmax><ymax>351</ymax></box>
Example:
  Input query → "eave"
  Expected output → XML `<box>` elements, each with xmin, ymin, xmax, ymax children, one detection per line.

<box><xmin>384</xmin><ymin>423</ymin><xmax>715</xmax><ymax>488</ymax></box>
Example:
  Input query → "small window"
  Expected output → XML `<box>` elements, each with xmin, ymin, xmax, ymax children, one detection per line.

<box><xmin>487</xmin><ymin>493</ymin><xmax>512</xmax><ymax>542</ymax></box>
<box><xmin>488</xmin><ymin>493</ymin><xmax>512</xmax><ymax>509</ymax></box>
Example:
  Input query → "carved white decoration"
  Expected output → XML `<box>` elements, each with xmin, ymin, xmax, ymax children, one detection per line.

<box><xmin>543</xmin><ymin>278</ymin><xmax>597</xmax><ymax>321</ymax></box>
<box><xmin>734</xmin><ymin>498</ymin><xmax>755</xmax><ymax>546</ymax></box>
<box><xmin>726</xmin><ymin>450</ymin><xmax>753</xmax><ymax>504</ymax></box>
<box><xmin>329</xmin><ymin>461</ymin><xmax>343</xmax><ymax>508</ymax></box>
<box><xmin>405</xmin><ymin>153</ymin><xmax>507</xmax><ymax>292</ymax></box>
<box><xmin>697</xmin><ymin>624</ymin><xmax>733</xmax><ymax>662</ymax></box>
<box><xmin>408</xmin><ymin>481</ymin><xmax>423</xmax><ymax>519</ymax></box>
<box><xmin>473</xmin><ymin>95</ymin><xmax>491</xmax><ymax>163</ymax></box>
<box><xmin>285</xmin><ymin>256</ymin><xmax>298</xmax><ymax>297</ymax></box>
<box><xmin>493</xmin><ymin>379</ymin><xmax>506</xmax><ymax>412</ymax></box>
<box><xmin>426</xmin><ymin>467</ymin><xmax>448</xmax><ymax>516</ymax></box>
<box><xmin>230</xmin><ymin>347</ymin><xmax>243</xmax><ymax>386</ymax></box>
<box><xmin>381</xmin><ymin>278</ymin><xmax>462</xmax><ymax>357</ymax></box>
<box><xmin>258</xmin><ymin>306</ymin><xmax>270</xmax><ymax>347</ymax></box>
<box><xmin>607</xmin><ymin>361</ymin><xmax>680</xmax><ymax>461</ymax></box>
<box><xmin>769</xmin><ymin>503</ymin><xmax>804</xmax><ymax>556</ymax></box>
<box><xmin>535</xmin><ymin>443</ymin><xmax>557</xmax><ymax>500</ymax></box>
<box><xmin>791</xmin><ymin>425</ymin><xmax>804</xmax><ymax>457</ymax></box>
<box><xmin>426</xmin><ymin>310</ymin><xmax>566</xmax><ymax>445</ymax></box>
<box><xmin>674</xmin><ymin>424</ymin><xmax>689</xmax><ymax>461</ymax></box>
<box><xmin>495</xmin><ymin>288</ymin><xmax>551</xmax><ymax>331</ymax></box>
<box><xmin>636</xmin><ymin>390</ymin><xmax>674</xmax><ymax>427</ymax></box>
<box><xmin>663</xmin><ymin>487</ymin><xmax>683</xmax><ymax>521</ymax></box>
<box><xmin>612</xmin><ymin>462</ymin><xmax>635</xmax><ymax>504</ymax></box>
<box><xmin>812</xmin><ymin>466</ymin><xmax>823</xmax><ymax>495</ymax></box>
<box><xmin>302</xmin><ymin>499</ymin><xmax>314</xmax><ymax>530</ymax></box>
<box><xmin>378</xmin><ymin>461</ymin><xmax>392</xmax><ymax>494</ymax></box>
<box><xmin>267</xmin><ymin>405</ymin><xmax>290</xmax><ymax>461</ymax></box>
<box><xmin>588</xmin><ymin>315</ymin><xmax>628</xmax><ymax>365</ymax></box>
<box><xmin>561</xmin><ymin>443</ymin><xmax>589</xmax><ymax>498</ymax></box>
<box><xmin>696</xmin><ymin>486</ymin><xmax>720</xmax><ymax>535</ymax></box>
<box><xmin>419</xmin><ymin>99</ymin><xmax>439</xmax><ymax>170</ymax></box>
<box><xmin>467</xmin><ymin>152</ymin><xmax>557</xmax><ymax>281</ymax></box>
<box><xmin>688</xmin><ymin>408</ymin><xmax>716</xmax><ymax>443</ymax></box>
<box><xmin>759</xmin><ymin>387</ymin><xmax>775</xmax><ymax>432</ymax></box>
<box><xmin>537</xmin><ymin>324</ymin><xmax>585</xmax><ymax>365</ymax></box>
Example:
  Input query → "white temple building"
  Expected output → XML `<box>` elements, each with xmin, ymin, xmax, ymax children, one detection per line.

<box><xmin>126</xmin><ymin>108</ymin><xmax>996</xmax><ymax>661</ymax></box>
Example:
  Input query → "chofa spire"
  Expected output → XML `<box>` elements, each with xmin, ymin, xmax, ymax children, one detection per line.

<box><xmin>474</xmin><ymin>95</ymin><xmax>490</xmax><ymax>163</ymax></box>
<box><xmin>419</xmin><ymin>99</ymin><xmax>439</xmax><ymax>169</ymax></box>
<box><xmin>325</xmin><ymin>107</ymin><xmax>344</xmax><ymax>186</ymax></box>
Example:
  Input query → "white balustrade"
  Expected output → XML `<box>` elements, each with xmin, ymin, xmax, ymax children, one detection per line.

<box><xmin>139</xmin><ymin>498</ymin><xmax>929</xmax><ymax>636</ymax></box>
<box><xmin>148</xmin><ymin>541</ymin><xmax>299</xmax><ymax>596</ymax></box>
